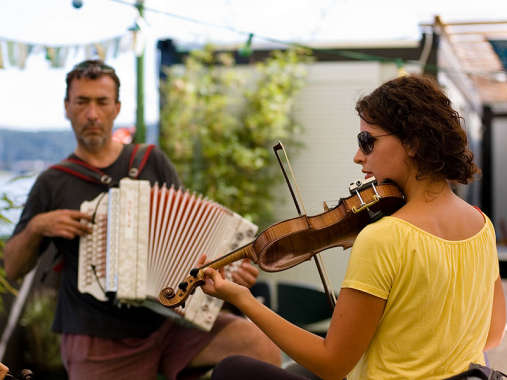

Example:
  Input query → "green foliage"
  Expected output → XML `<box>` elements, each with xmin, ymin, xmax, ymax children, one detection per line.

<box><xmin>20</xmin><ymin>288</ymin><xmax>62</xmax><ymax>370</ymax></box>
<box><xmin>0</xmin><ymin>191</ymin><xmax>20</xmax><ymax>313</ymax></box>
<box><xmin>159</xmin><ymin>45</ymin><xmax>312</xmax><ymax>228</ymax></box>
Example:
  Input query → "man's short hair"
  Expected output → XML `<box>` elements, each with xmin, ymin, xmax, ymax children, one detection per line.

<box><xmin>65</xmin><ymin>59</ymin><xmax>121</xmax><ymax>102</ymax></box>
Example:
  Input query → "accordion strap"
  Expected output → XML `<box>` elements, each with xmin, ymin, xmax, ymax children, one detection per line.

<box><xmin>128</xmin><ymin>143</ymin><xmax>155</xmax><ymax>179</ymax></box>
<box><xmin>50</xmin><ymin>143</ymin><xmax>155</xmax><ymax>188</ymax></box>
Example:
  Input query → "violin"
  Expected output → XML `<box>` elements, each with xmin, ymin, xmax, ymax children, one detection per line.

<box><xmin>158</xmin><ymin>177</ymin><xmax>405</xmax><ymax>309</ymax></box>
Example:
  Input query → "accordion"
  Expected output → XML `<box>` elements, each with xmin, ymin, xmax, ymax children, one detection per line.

<box><xmin>78</xmin><ymin>178</ymin><xmax>258</xmax><ymax>331</ymax></box>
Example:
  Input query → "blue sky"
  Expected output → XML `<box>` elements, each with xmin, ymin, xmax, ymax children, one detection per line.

<box><xmin>1</xmin><ymin>0</ymin><xmax>507</xmax><ymax>131</ymax></box>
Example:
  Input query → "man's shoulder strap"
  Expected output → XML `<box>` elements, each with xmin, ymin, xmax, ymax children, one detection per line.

<box><xmin>49</xmin><ymin>143</ymin><xmax>156</xmax><ymax>187</ymax></box>
<box><xmin>50</xmin><ymin>157</ymin><xmax>113</xmax><ymax>186</ymax></box>
<box><xmin>128</xmin><ymin>143</ymin><xmax>155</xmax><ymax>179</ymax></box>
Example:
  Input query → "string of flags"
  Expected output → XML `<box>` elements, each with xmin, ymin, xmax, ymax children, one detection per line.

<box><xmin>0</xmin><ymin>32</ymin><xmax>138</xmax><ymax>70</ymax></box>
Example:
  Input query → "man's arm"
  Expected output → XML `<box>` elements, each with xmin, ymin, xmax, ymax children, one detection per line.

<box><xmin>4</xmin><ymin>209</ymin><xmax>92</xmax><ymax>281</ymax></box>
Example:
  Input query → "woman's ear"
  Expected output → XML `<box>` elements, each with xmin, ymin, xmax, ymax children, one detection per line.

<box><xmin>404</xmin><ymin>139</ymin><xmax>418</xmax><ymax>158</ymax></box>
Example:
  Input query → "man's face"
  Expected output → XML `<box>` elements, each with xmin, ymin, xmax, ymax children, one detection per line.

<box><xmin>64</xmin><ymin>76</ymin><xmax>121</xmax><ymax>151</ymax></box>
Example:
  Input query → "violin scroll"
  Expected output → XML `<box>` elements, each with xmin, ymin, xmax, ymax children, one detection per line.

<box><xmin>159</xmin><ymin>269</ymin><xmax>204</xmax><ymax>308</ymax></box>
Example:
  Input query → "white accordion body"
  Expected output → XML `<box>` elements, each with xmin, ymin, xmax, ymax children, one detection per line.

<box><xmin>78</xmin><ymin>178</ymin><xmax>257</xmax><ymax>331</ymax></box>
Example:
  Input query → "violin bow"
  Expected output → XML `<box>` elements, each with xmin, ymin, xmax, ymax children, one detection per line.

<box><xmin>273</xmin><ymin>141</ymin><xmax>337</xmax><ymax>308</ymax></box>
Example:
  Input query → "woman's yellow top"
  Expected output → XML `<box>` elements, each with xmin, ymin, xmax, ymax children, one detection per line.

<box><xmin>342</xmin><ymin>215</ymin><xmax>498</xmax><ymax>380</ymax></box>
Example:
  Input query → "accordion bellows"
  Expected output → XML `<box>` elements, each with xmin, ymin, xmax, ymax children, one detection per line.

<box><xmin>78</xmin><ymin>178</ymin><xmax>258</xmax><ymax>331</ymax></box>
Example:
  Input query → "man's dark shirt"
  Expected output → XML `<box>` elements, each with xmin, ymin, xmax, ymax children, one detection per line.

<box><xmin>11</xmin><ymin>144</ymin><xmax>181</xmax><ymax>339</ymax></box>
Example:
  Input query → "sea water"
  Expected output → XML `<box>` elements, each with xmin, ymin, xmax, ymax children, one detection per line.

<box><xmin>0</xmin><ymin>171</ymin><xmax>36</xmax><ymax>236</ymax></box>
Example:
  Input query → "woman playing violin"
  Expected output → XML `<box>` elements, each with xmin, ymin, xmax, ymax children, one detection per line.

<box><xmin>201</xmin><ymin>75</ymin><xmax>506</xmax><ymax>380</ymax></box>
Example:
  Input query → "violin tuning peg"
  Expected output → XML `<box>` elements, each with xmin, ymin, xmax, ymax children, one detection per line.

<box><xmin>178</xmin><ymin>282</ymin><xmax>188</xmax><ymax>291</ymax></box>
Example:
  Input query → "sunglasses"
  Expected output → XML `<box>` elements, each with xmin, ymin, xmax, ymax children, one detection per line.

<box><xmin>357</xmin><ymin>131</ymin><xmax>393</xmax><ymax>155</ymax></box>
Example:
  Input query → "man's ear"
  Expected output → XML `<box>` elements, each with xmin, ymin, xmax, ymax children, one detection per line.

<box><xmin>64</xmin><ymin>100</ymin><xmax>70</xmax><ymax>120</ymax></box>
<box><xmin>114</xmin><ymin>101</ymin><xmax>121</xmax><ymax>118</ymax></box>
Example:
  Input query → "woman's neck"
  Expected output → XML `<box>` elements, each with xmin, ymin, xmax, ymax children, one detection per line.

<box><xmin>404</xmin><ymin>178</ymin><xmax>451</xmax><ymax>204</ymax></box>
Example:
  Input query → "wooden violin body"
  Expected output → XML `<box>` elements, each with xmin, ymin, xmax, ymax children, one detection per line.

<box><xmin>159</xmin><ymin>177</ymin><xmax>405</xmax><ymax>308</ymax></box>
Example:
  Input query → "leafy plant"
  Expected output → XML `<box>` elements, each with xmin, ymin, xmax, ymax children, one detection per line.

<box><xmin>159</xmin><ymin>45</ymin><xmax>312</xmax><ymax>228</ymax></box>
<box><xmin>20</xmin><ymin>288</ymin><xmax>62</xmax><ymax>371</ymax></box>
<box><xmin>0</xmin><ymin>192</ymin><xmax>20</xmax><ymax>313</ymax></box>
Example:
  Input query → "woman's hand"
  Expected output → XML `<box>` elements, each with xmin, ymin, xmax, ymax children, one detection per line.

<box><xmin>201</xmin><ymin>266</ymin><xmax>250</xmax><ymax>306</ymax></box>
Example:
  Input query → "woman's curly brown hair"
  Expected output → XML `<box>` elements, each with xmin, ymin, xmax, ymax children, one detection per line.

<box><xmin>355</xmin><ymin>75</ymin><xmax>479</xmax><ymax>184</ymax></box>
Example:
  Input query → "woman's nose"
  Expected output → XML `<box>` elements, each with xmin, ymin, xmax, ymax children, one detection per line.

<box><xmin>353</xmin><ymin>148</ymin><xmax>364</xmax><ymax>164</ymax></box>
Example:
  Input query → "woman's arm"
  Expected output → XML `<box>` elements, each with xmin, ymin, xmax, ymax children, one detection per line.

<box><xmin>484</xmin><ymin>275</ymin><xmax>506</xmax><ymax>350</ymax></box>
<box><xmin>202</xmin><ymin>268</ymin><xmax>385</xmax><ymax>380</ymax></box>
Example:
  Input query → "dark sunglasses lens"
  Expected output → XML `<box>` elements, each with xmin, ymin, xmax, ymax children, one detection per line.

<box><xmin>358</xmin><ymin>131</ymin><xmax>374</xmax><ymax>154</ymax></box>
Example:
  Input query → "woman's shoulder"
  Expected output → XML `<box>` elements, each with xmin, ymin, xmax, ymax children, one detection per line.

<box><xmin>390</xmin><ymin>196</ymin><xmax>487</xmax><ymax>241</ymax></box>
<box><xmin>355</xmin><ymin>216</ymin><xmax>405</xmax><ymax>245</ymax></box>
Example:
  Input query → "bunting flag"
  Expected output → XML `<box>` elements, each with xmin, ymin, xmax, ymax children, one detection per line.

<box><xmin>0</xmin><ymin>33</ymin><xmax>133</xmax><ymax>70</ymax></box>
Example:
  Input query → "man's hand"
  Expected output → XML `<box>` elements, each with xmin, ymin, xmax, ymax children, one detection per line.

<box><xmin>29</xmin><ymin>209</ymin><xmax>92</xmax><ymax>239</ymax></box>
<box><xmin>4</xmin><ymin>209</ymin><xmax>93</xmax><ymax>280</ymax></box>
<box><xmin>231</xmin><ymin>259</ymin><xmax>259</xmax><ymax>288</ymax></box>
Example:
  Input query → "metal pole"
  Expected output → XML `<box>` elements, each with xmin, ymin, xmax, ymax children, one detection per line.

<box><xmin>134</xmin><ymin>0</ymin><xmax>146</xmax><ymax>143</ymax></box>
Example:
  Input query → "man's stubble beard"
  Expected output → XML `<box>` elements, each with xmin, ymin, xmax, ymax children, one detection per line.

<box><xmin>76</xmin><ymin>131</ymin><xmax>109</xmax><ymax>153</ymax></box>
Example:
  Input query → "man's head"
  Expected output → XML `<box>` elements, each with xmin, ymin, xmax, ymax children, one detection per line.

<box><xmin>64</xmin><ymin>60</ymin><xmax>121</xmax><ymax>152</ymax></box>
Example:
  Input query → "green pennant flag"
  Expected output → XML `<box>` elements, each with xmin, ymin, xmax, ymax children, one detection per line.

<box><xmin>0</xmin><ymin>41</ymin><xmax>4</xmax><ymax>69</ymax></box>
<box><xmin>7</xmin><ymin>41</ymin><xmax>16</xmax><ymax>66</ymax></box>
<box><xmin>17</xmin><ymin>42</ymin><xmax>28</xmax><ymax>69</ymax></box>
<box><xmin>112</xmin><ymin>36</ymin><xmax>121</xmax><ymax>58</ymax></box>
